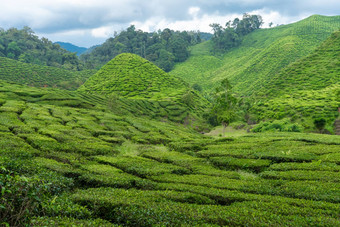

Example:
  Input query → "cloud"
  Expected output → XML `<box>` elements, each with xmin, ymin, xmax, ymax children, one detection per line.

<box><xmin>0</xmin><ymin>0</ymin><xmax>339</xmax><ymax>47</ymax></box>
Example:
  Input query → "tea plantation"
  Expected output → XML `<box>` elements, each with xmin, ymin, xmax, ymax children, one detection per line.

<box><xmin>79</xmin><ymin>53</ymin><xmax>210</xmax><ymax>126</ymax></box>
<box><xmin>171</xmin><ymin>15</ymin><xmax>340</xmax><ymax>94</ymax></box>
<box><xmin>0</xmin><ymin>57</ymin><xmax>95</xmax><ymax>90</ymax></box>
<box><xmin>0</xmin><ymin>79</ymin><xmax>339</xmax><ymax>226</ymax></box>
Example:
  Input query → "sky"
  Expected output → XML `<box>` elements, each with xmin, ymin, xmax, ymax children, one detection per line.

<box><xmin>0</xmin><ymin>0</ymin><xmax>339</xmax><ymax>48</ymax></box>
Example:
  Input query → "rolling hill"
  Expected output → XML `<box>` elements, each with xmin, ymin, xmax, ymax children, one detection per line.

<box><xmin>79</xmin><ymin>53</ymin><xmax>187</xmax><ymax>99</ymax></box>
<box><xmin>0</xmin><ymin>56</ymin><xmax>95</xmax><ymax>90</ymax></box>
<box><xmin>79</xmin><ymin>53</ymin><xmax>210</xmax><ymax>125</ymax></box>
<box><xmin>170</xmin><ymin>15</ymin><xmax>340</xmax><ymax>96</ymax></box>
<box><xmin>250</xmin><ymin>30</ymin><xmax>340</xmax><ymax>132</ymax></box>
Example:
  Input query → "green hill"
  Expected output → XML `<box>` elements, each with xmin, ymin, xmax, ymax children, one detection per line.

<box><xmin>79</xmin><ymin>53</ymin><xmax>187</xmax><ymax>99</ymax></box>
<box><xmin>260</xmin><ymin>30</ymin><xmax>340</xmax><ymax>98</ymax></box>
<box><xmin>171</xmin><ymin>15</ymin><xmax>340</xmax><ymax>96</ymax></box>
<box><xmin>1</xmin><ymin>79</ymin><xmax>340</xmax><ymax>226</ymax></box>
<box><xmin>250</xmin><ymin>31</ymin><xmax>340</xmax><ymax>132</ymax></box>
<box><xmin>0</xmin><ymin>57</ymin><xmax>95</xmax><ymax>90</ymax></box>
<box><xmin>79</xmin><ymin>53</ymin><xmax>209</xmax><ymax>124</ymax></box>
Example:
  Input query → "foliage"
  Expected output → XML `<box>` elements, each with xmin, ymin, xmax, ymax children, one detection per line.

<box><xmin>250</xmin><ymin>31</ymin><xmax>340</xmax><ymax>131</ymax></box>
<box><xmin>78</xmin><ymin>53</ymin><xmax>211</xmax><ymax>125</ymax></box>
<box><xmin>171</xmin><ymin>15</ymin><xmax>340</xmax><ymax>95</ymax></box>
<box><xmin>210</xmin><ymin>13</ymin><xmax>263</xmax><ymax>52</ymax></box>
<box><xmin>252</xmin><ymin>118</ymin><xmax>304</xmax><ymax>133</ymax></box>
<box><xmin>0</xmin><ymin>27</ymin><xmax>83</xmax><ymax>70</ymax></box>
<box><xmin>80</xmin><ymin>25</ymin><xmax>202</xmax><ymax>71</ymax></box>
<box><xmin>0</xmin><ymin>17</ymin><xmax>340</xmax><ymax>225</ymax></box>
<box><xmin>0</xmin><ymin>56</ymin><xmax>95</xmax><ymax>90</ymax></box>
<box><xmin>210</xmin><ymin>78</ymin><xmax>238</xmax><ymax>134</ymax></box>
<box><xmin>0</xmin><ymin>80</ymin><xmax>339</xmax><ymax>225</ymax></box>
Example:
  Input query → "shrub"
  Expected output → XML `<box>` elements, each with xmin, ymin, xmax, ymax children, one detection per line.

<box><xmin>252</xmin><ymin>119</ymin><xmax>303</xmax><ymax>133</ymax></box>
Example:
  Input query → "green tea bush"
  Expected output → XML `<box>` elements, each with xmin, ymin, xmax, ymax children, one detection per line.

<box><xmin>252</xmin><ymin>119</ymin><xmax>304</xmax><ymax>132</ymax></box>
<box><xmin>269</xmin><ymin>161</ymin><xmax>340</xmax><ymax>172</ymax></box>
<box><xmin>94</xmin><ymin>156</ymin><xmax>190</xmax><ymax>177</ymax></box>
<box><xmin>31</xmin><ymin>217</ymin><xmax>115</xmax><ymax>226</ymax></box>
<box><xmin>210</xmin><ymin>156</ymin><xmax>271</xmax><ymax>172</ymax></box>
<box><xmin>0</xmin><ymin>167</ymin><xmax>73</xmax><ymax>226</ymax></box>
<box><xmin>260</xmin><ymin>170</ymin><xmax>340</xmax><ymax>182</ymax></box>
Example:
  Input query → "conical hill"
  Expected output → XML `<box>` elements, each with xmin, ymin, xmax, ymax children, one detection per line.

<box><xmin>79</xmin><ymin>53</ymin><xmax>187</xmax><ymax>100</ymax></box>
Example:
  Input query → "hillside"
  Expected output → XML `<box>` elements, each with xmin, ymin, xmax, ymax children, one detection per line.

<box><xmin>260</xmin><ymin>30</ymin><xmax>340</xmax><ymax>98</ymax></box>
<box><xmin>250</xmin><ymin>31</ymin><xmax>340</xmax><ymax>132</ymax></box>
<box><xmin>0</xmin><ymin>27</ymin><xmax>83</xmax><ymax>70</ymax></box>
<box><xmin>55</xmin><ymin>42</ymin><xmax>87</xmax><ymax>56</ymax></box>
<box><xmin>79</xmin><ymin>53</ymin><xmax>209</xmax><ymax>124</ymax></box>
<box><xmin>0</xmin><ymin>57</ymin><xmax>95</xmax><ymax>90</ymax></box>
<box><xmin>80</xmin><ymin>26</ymin><xmax>201</xmax><ymax>71</ymax></box>
<box><xmin>1</xmin><ymin>80</ymin><xmax>340</xmax><ymax>226</ymax></box>
<box><xmin>171</xmin><ymin>15</ymin><xmax>340</xmax><ymax>95</ymax></box>
<box><xmin>79</xmin><ymin>53</ymin><xmax>187</xmax><ymax>99</ymax></box>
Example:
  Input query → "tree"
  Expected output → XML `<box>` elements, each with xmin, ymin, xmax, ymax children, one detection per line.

<box><xmin>212</xmin><ymin>78</ymin><xmax>238</xmax><ymax>136</ymax></box>
<box><xmin>210</xmin><ymin>14</ymin><xmax>263</xmax><ymax>53</ymax></box>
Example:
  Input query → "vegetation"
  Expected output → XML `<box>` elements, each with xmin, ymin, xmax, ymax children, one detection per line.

<box><xmin>171</xmin><ymin>15</ymin><xmax>340</xmax><ymax>132</ymax></box>
<box><xmin>0</xmin><ymin>27</ymin><xmax>83</xmax><ymax>70</ymax></box>
<box><xmin>79</xmin><ymin>53</ymin><xmax>210</xmax><ymax>126</ymax></box>
<box><xmin>0</xmin><ymin>56</ymin><xmax>95</xmax><ymax>90</ymax></box>
<box><xmin>0</xmin><ymin>81</ymin><xmax>338</xmax><ymax>225</ymax></box>
<box><xmin>210</xmin><ymin>13</ymin><xmax>263</xmax><ymax>52</ymax></box>
<box><xmin>0</xmin><ymin>14</ymin><xmax>339</xmax><ymax>226</ymax></box>
<box><xmin>171</xmin><ymin>15</ymin><xmax>340</xmax><ymax>94</ymax></box>
<box><xmin>210</xmin><ymin>78</ymin><xmax>238</xmax><ymax>135</ymax></box>
<box><xmin>80</xmin><ymin>26</ymin><xmax>202</xmax><ymax>71</ymax></box>
<box><xmin>250</xmin><ymin>30</ymin><xmax>340</xmax><ymax>132</ymax></box>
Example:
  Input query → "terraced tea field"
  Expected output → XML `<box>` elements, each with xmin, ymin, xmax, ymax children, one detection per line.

<box><xmin>1</xmin><ymin>80</ymin><xmax>339</xmax><ymax>226</ymax></box>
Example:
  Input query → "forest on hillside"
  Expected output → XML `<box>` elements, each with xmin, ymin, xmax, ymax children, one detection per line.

<box><xmin>0</xmin><ymin>27</ymin><xmax>83</xmax><ymax>70</ymax></box>
<box><xmin>80</xmin><ymin>26</ymin><xmax>203</xmax><ymax>71</ymax></box>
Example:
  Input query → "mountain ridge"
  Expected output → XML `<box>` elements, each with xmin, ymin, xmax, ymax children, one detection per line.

<box><xmin>55</xmin><ymin>42</ymin><xmax>88</xmax><ymax>56</ymax></box>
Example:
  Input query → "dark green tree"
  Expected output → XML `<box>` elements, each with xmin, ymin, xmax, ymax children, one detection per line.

<box><xmin>210</xmin><ymin>14</ymin><xmax>263</xmax><ymax>53</ymax></box>
<box><xmin>212</xmin><ymin>78</ymin><xmax>238</xmax><ymax>136</ymax></box>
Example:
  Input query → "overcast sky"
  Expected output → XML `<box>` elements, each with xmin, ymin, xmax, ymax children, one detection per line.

<box><xmin>1</xmin><ymin>0</ymin><xmax>339</xmax><ymax>47</ymax></box>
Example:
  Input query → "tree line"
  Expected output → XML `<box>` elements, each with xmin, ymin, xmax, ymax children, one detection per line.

<box><xmin>0</xmin><ymin>27</ymin><xmax>83</xmax><ymax>70</ymax></box>
<box><xmin>81</xmin><ymin>26</ymin><xmax>203</xmax><ymax>72</ymax></box>
<box><xmin>210</xmin><ymin>13</ymin><xmax>263</xmax><ymax>52</ymax></box>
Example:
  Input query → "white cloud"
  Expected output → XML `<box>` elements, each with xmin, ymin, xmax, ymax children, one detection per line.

<box><xmin>0</xmin><ymin>0</ymin><xmax>339</xmax><ymax>46</ymax></box>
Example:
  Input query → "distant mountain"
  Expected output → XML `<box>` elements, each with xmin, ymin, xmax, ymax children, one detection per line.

<box><xmin>55</xmin><ymin>42</ymin><xmax>87</xmax><ymax>56</ymax></box>
<box><xmin>200</xmin><ymin>32</ymin><xmax>213</xmax><ymax>41</ymax></box>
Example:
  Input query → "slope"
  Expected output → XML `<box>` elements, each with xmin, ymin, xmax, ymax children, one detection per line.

<box><xmin>1</xmin><ymin>80</ymin><xmax>340</xmax><ymax>226</ymax></box>
<box><xmin>79</xmin><ymin>53</ymin><xmax>187</xmax><ymax>99</ymax></box>
<box><xmin>79</xmin><ymin>53</ymin><xmax>210</xmax><ymax>124</ymax></box>
<box><xmin>171</xmin><ymin>15</ymin><xmax>340</xmax><ymax>96</ymax></box>
<box><xmin>260</xmin><ymin>31</ymin><xmax>340</xmax><ymax>98</ymax></box>
<box><xmin>0</xmin><ymin>56</ymin><xmax>95</xmax><ymax>90</ymax></box>
<box><xmin>250</xmin><ymin>31</ymin><xmax>340</xmax><ymax>132</ymax></box>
